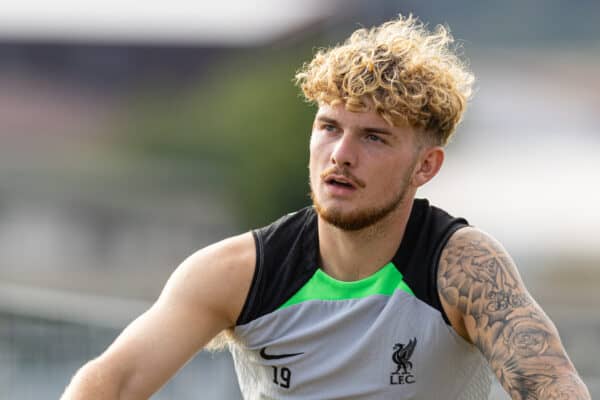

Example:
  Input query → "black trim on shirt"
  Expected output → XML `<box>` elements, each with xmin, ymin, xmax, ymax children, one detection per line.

<box><xmin>236</xmin><ymin>208</ymin><xmax>318</xmax><ymax>325</ymax></box>
<box><xmin>236</xmin><ymin>200</ymin><xmax>468</xmax><ymax>326</ymax></box>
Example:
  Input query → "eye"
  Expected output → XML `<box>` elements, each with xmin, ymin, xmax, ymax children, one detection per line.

<box><xmin>366</xmin><ymin>133</ymin><xmax>384</xmax><ymax>143</ymax></box>
<box><xmin>323</xmin><ymin>124</ymin><xmax>337</xmax><ymax>132</ymax></box>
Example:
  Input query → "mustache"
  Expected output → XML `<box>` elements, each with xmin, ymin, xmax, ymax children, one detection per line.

<box><xmin>320</xmin><ymin>167</ymin><xmax>366</xmax><ymax>188</ymax></box>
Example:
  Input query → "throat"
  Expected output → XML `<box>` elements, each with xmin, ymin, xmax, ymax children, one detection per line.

<box><xmin>318</xmin><ymin>225</ymin><xmax>400</xmax><ymax>282</ymax></box>
<box><xmin>316</xmin><ymin>202</ymin><xmax>412</xmax><ymax>282</ymax></box>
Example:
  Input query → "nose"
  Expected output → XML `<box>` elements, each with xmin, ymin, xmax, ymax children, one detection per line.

<box><xmin>330</xmin><ymin>133</ymin><xmax>357</xmax><ymax>167</ymax></box>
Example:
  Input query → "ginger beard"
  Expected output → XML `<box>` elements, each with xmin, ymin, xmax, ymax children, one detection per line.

<box><xmin>310</xmin><ymin>162</ymin><xmax>416</xmax><ymax>231</ymax></box>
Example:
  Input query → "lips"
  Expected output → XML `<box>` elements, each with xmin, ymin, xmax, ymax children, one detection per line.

<box><xmin>324</xmin><ymin>174</ymin><xmax>357</xmax><ymax>189</ymax></box>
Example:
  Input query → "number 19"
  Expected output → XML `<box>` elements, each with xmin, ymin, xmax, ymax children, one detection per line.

<box><xmin>272</xmin><ymin>366</ymin><xmax>291</xmax><ymax>388</ymax></box>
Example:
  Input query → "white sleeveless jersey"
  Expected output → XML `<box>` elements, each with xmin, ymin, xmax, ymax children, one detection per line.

<box><xmin>231</xmin><ymin>199</ymin><xmax>493</xmax><ymax>399</ymax></box>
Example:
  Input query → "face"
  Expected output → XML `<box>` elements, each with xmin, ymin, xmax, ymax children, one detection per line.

<box><xmin>309</xmin><ymin>103</ymin><xmax>422</xmax><ymax>231</ymax></box>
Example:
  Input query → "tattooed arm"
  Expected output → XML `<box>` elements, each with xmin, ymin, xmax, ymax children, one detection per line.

<box><xmin>438</xmin><ymin>227</ymin><xmax>590</xmax><ymax>400</ymax></box>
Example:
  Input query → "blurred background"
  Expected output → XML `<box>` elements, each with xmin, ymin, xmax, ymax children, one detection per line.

<box><xmin>1</xmin><ymin>1</ymin><xmax>599</xmax><ymax>398</ymax></box>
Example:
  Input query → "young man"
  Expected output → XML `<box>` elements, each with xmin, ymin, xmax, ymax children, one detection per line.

<box><xmin>62</xmin><ymin>15</ymin><xmax>590</xmax><ymax>399</ymax></box>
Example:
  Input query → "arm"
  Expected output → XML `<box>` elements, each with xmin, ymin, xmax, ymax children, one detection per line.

<box><xmin>437</xmin><ymin>227</ymin><xmax>590</xmax><ymax>400</ymax></box>
<box><xmin>61</xmin><ymin>232</ymin><xmax>256</xmax><ymax>400</ymax></box>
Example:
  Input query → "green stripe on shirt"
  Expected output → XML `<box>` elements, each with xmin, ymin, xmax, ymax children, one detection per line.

<box><xmin>279</xmin><ymin>262</ymin><xmax>414</xmax><ymax>310</ymax></box>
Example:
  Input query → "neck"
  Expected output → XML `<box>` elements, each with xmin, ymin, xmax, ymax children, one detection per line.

<box><xmin>317</xmin><ymin>199</ymin><xmax>414</xmax><ymax>281</ymax></box>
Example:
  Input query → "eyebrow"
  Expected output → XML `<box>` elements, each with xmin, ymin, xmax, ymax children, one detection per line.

<box><xmin>316</xmin><ymin>116</ymin><xmax>394</xmax><ymax>136</ymax></box>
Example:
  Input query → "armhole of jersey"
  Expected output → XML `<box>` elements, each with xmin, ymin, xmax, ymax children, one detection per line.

<box><xmin>430</xmin><ymin>222</ymin><xmax>469</xmax><ymax>325</ymax></box>
<box><xmin>235</xmin><ymin>230</ymin><xmax>262</xmax><ymax>326</ymax></box>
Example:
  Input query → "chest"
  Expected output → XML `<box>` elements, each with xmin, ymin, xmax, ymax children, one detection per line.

<box><xmin>232</xmin><ymin>291</ymin><xmax>490</xmax><ymax>399</ymax></box>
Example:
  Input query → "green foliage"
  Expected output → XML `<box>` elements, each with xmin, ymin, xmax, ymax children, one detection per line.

<box><xmin>120</xmin><ymin>46</ymin><xmax>318</xmax><ymax>228</ymax></box>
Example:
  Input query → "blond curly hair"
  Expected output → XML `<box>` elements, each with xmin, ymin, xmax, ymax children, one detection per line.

<box><xmin>295</xmin><ymin>15</ymin><xmax>474</xmax><ymax>146</ymax></box>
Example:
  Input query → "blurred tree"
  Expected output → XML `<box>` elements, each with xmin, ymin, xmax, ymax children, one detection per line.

<box><xmin>118</xmin><ymin>44</ymin><xmax>318</xmax><ymax>229</ymax></box>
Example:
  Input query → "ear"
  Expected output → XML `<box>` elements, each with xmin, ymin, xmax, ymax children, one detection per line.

<box><xmin>411</xmin><ymin>146</ymin><xmax>445</xmax><ymax>187</ymax></box>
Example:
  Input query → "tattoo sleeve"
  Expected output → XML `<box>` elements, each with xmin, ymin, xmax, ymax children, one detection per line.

<box><xmin>438</xmin><ymin>227</ymin><xmax>590</xmax><ymax>400</ymax></box>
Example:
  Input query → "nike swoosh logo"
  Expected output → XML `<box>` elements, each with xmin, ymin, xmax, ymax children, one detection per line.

<box><xmin>259</xmin><ymin>347</ymin><xmax>304</xmax><ymax>360</ymax></box>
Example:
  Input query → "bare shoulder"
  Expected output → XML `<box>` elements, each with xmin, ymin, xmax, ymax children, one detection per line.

<box><xmin>437</xmin><ymin>226</ymin><xmax>524</xmax><ymax>338</ymax></box>
<box><xmin>160</xmin><ymin>231</ymin><xmax>256</xmax><ymax>327</ymax></box>
<box><xmin>437</xmin><ymin>226</ymin><xmax>590</xmax><ymax>399</ymax></box>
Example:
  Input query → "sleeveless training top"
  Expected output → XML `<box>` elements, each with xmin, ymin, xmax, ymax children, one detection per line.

<box><xmin>230</xmin><ymin>199</ymin><xmax>493</xmax><ymax>399</ymax></box>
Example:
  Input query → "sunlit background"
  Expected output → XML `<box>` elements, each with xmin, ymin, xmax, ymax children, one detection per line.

<box><xmin>1</xmin><ymin>1</ymin><xmax>599</xmax><ymax>399</ymax></box>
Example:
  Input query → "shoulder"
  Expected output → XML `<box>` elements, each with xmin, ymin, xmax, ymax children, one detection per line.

<box><xmin>237</xmin><ymin>207</ymin><xmax>319</xmax><ymax>325</ymax></box>
<box><xmin>162</xmin><ymin>232</ymin><xmax>256</xmax><ymax>328</ymax></box>
<box><xmin>252</xmin><ymin>206</ymin><xmax>318</xmax><ymax>282</ymax></box>
<box><xmin>437</xmin><ymin>226</ymin><xmax>514</xmax><ymax>285</ymax></box>
<box><xmin>186</xmin><ymin>231</ymin><xmax>256</xmax><ymax>268</ymax></box>
<box><xmin>169</xmin><ymin>208</ymin><xmax>316</xmax><ymax>328</ymax></box>
<box><xmin>436</xmin><ymin>226</ymin><xmax>523</xmax><ymax>340</ymax></box>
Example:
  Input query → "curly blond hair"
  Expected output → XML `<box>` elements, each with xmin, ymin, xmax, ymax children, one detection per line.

<box><xmin>295</xmin><ymin>15</ymin><xmax>474</xmax><ymax>146</ymax></box>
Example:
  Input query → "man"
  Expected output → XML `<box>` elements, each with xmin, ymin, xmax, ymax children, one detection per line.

<box><xmin>62</xmin><ymin>15</ymin><xmax>590</xmax><ymax>399</ymax></box>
